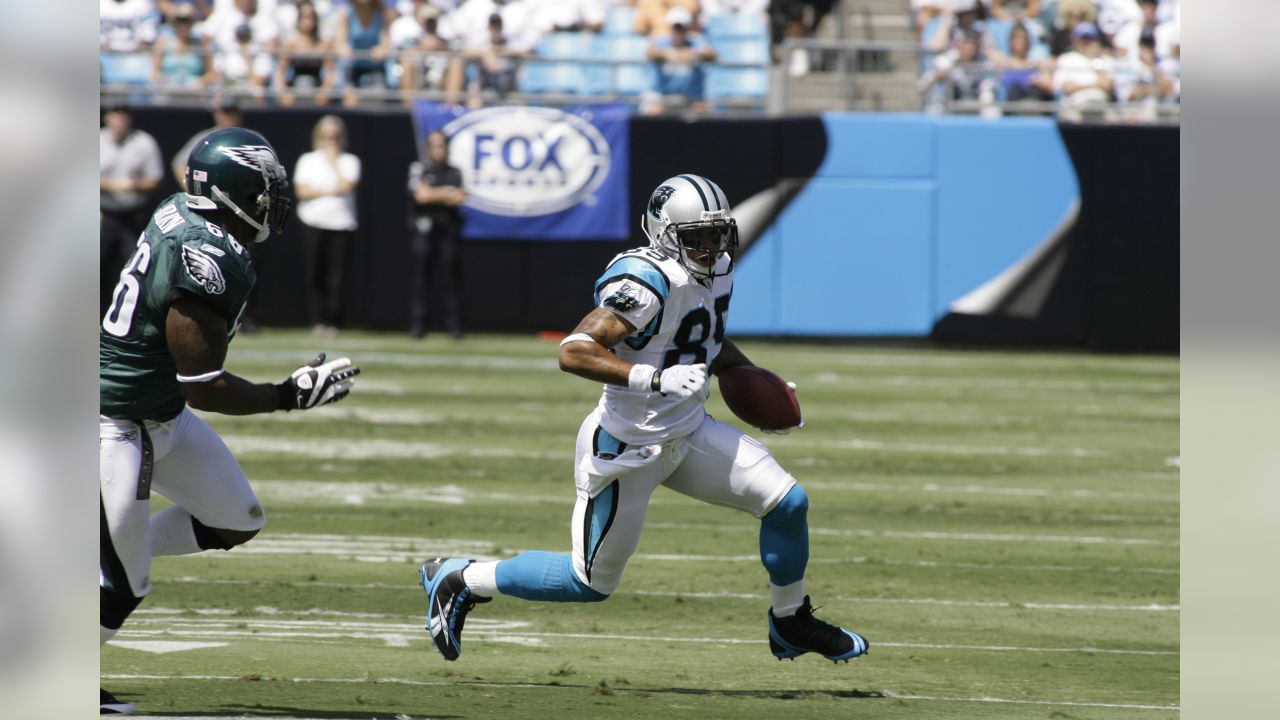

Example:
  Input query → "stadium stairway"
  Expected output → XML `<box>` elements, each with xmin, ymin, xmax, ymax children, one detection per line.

<box><xmin>784</xmin><ymin>0</ymin><xmax>922</xmax><ymax>112</ymax></box>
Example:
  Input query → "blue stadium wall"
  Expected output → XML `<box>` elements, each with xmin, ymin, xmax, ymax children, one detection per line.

<box><xmin>127</xmin><ymin>107</ymin><xmax>1177</xmax><ymax>350</ymax></box>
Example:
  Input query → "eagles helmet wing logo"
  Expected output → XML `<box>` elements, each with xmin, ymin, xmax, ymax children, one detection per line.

<box><xmin>181</xmin><ymin>245</ymin><xmax>227</xmax><ymax>295</ymax></box>
<box><xmin>647</xmin><ymin>185</ymin><xmax>676</xmax><ymax>221</ymax></box>
<box><xmin>217</xmin><ymin>145</ymin><xmax>278</xmax><ymax>172</ymax></box>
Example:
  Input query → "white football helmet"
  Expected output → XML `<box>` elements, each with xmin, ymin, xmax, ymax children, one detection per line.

<box><xmin>641</xmin><ymin>174</ymin><xmax>739</xmax><ymax>279</ymax></box>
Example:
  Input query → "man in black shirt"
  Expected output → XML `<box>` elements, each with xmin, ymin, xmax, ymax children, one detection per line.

<box><xmin>407</xmin><ymin>130</ymin><xmax>466</xmax><ymax>340</ymax></box>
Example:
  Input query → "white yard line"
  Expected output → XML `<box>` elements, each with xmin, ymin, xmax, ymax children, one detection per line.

<box><xmin>223</xmin><ymin>436</ymin><xmax>571</xmax><ymax>462</ymax></box>
<box><xmin>646</xmin><ymin>522</ymin><xmax>1178</xmax><ymax>547</ymax></box>
<box><xmin>116</xmin><ymin>615</ymin><xmax>1178</xmax><ymax>655</ymax></box>
<box><xmin>220</xmin><ymin>431</ymin><xmax>1165</xmax><ymax>465</ymax></box>
<box><xmin>100</xmin><ymin>673</ymin><xmax>1178</xmax><ymax>712</ymax></box>
<box><xmin>247</xmin><ymin>477</ymin><xmax>1177</xmax><ymax>506</ymax></box>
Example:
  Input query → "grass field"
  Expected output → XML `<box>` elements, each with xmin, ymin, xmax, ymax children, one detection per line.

<box><xmin>102</xmin><ymin>332</ymin><xmax>1180</xmax><ymax>719</ymax></box>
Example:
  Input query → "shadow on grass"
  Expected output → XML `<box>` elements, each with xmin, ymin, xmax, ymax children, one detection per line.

<box><xmin>459</xmin><ymin>680</ymin><xmax>885</xmax><ymax>701</ymax></box>
<box><xmin>155</xmin><ymin>708</ymin><xmax>463</xmax><ymax>719</ymax></box>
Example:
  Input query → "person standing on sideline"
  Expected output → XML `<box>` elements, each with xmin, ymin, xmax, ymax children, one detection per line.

<box><xmin>99</xmin><ymin>127</ymin><xmax>360</xmax><ymax>715</ymax></box>
<box><xmin>294</xmin><ymin>114</ymin><xmax>361</xmax><ymax>338</ymax></box>
<box><xmin>406</xmin><ymin>129</ymin><xmax>465</xmax><ymax>340</ymax></box>
<box><xmin>100</xmin><ymin>102</ymin><xmax>163</xmax><ymax>317</ymax></box>
<box><xmin>419</xmin><ymin>174</ymin><xmax>869</xmax><ymax>666</ymax></box>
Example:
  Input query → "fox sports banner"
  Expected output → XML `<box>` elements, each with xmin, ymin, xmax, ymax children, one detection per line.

<box><xmin>411</xmin><ymin>101</ymin><xmax>630</xmax><ymax>240</ymax></box>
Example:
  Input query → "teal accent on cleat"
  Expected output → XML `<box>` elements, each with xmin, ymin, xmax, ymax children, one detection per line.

<box><xmin>101</xmin><ymin>688</ymin><xmax>134</xmax><ymax>715</ymax></box>
<box><xmin>767</xmin><ymin>595</ymin><xmax>869</xmax><ymax>662</ymax></box>
<box><xmin>420</xmin><ymin>557</ymin><xmax>490</xmax><ymax>661</ymax></box>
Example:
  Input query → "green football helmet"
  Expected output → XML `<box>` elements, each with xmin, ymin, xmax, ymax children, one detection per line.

<box><xmin>184</xmin><ymin>127</ymin><xmax>291</xmax><ymax>243</ymax></box>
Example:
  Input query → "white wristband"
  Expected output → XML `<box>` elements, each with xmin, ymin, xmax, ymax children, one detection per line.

<box><xmin>559</xmin><ymin>332</ymin><xmax>596</xmax><ymax>347</ymax></box>
<box><xmin>176</xmin><ymin>368</ymin><xmax>226</xmax><ymax>383</ymax></box>
<box><xmin>628</xmin><ymin>363</ymin><xmax>659</xmax><ymax>392</ymax></box>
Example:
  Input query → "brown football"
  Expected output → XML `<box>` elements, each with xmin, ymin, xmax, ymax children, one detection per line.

<box><xmin>717</xmin><ymin>365</ymin><xmax>803</xmax><ymax>431</ymax></box>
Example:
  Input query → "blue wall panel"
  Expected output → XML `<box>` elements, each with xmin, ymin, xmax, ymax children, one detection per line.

<box><xmin>775</xmin><ymin>180</ymin><xmax>936</xmax><ymax>335</ymax></box>
<box><xmin>816</xmin><ymin>114</ymin><xmax>936</xmax><ymax>179</ymax></box>
<box><xmin>726</xmin><ymin>226</ymin><xmax>780</xmax><ymax>335</ymax></box>
<box><xmin>934</xmin><ymin>117</ymin><xmax>1079</xmax><ymax>316</ymax></box>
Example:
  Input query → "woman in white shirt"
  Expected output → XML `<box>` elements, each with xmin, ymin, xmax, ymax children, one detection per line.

<box><xmin>294</xmin><ymin>114</ymin><xmax>361</xmax><ymax>337</ymax></box>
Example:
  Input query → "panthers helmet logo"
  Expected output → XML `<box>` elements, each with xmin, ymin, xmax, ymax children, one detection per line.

<box><xmin>647</xmin><ymin>185</ymin><xmax>676</xmax><ymax>221</ymax></box>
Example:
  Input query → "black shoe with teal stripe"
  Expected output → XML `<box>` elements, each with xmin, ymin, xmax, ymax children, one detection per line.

<box><xmin>420</xmin><ymin>557</ymin><xmax>490</xmax><ymax>661</ymax></box>
<box><xmin>100</xmin><ymin>688</ymin><xmax>135</xmax><ymax>715</ymax></box>
<box><xmin>767</xmin><ymin>596</ymin><xmax>869</xmax><ymax>663</ymax></box>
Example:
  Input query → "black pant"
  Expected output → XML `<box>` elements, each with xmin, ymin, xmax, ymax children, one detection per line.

<box><xmin>299</xmin><ymin>223</ymin><xmax>351</xmax><ymax>328</ymax></box>
<box><xmin>408</xmin><ymin>219</ymin><xmax>462</xmax><ymax>335</ymax></box>
<box><xmin>101</xmin><ymin>208</ymin><xmax>147</xmax><ymax>318</ymax></box>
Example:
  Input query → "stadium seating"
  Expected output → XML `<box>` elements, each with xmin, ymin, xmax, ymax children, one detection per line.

<box><xmin>706</xmin><ymin>13</ymin><xmax>769</xmax><ymax>40</ymax></box>
<box><xmin>101</xmin><ymin>54</ymin><xmax>153</xmax><ymax>86</ymax></box>
<box><xmin>525</xmin><ymin>33</ymin><xmax>590</xmax><ymax>95</ymax></box>
<box><xmin>705</xmin><ymin>66</ymin><xmax>768</xmax><ymax>100</ymax></box>
<box><xmin>713</xmin><ymin>38</ymin><xmax>770</xmax><ymax>65</ymax></box>
<box><xmin>605</xmin><ymin>35</ymin><xmax>655</xmax><ymax>96</ymax></box>
<box><xmin>604</xmin><ymin>6</ymin><xmax>638</xmax><ymax>36</ymax></box>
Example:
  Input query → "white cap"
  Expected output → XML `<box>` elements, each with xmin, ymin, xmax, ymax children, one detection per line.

<box><xmin>666</xmin><ymin>7</ymin><xmax>693</xmax><ymax>27</ymax></box>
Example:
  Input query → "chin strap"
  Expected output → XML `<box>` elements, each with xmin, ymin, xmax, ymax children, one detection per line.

<box><xmin>211</xmin><ymin>185</ymin><xmax>269</xmax><ymax>242</ymax></box>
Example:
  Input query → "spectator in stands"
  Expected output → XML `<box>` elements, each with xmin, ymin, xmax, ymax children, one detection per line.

<box><xmin>295</xmin><ymin>115</ymin><xmax>362</xmax><ymax>338</ymax></box>
<box><xmin>1052</xmin><ymin>21</ymin><xmax>1114</xmax><ymax>115</ymax></box>
<box><xmin>334</xmin><ymin>0</ymin><xmax>394</xmax><ymax>105</ymax></box>
<box><xmin>99</xmin><ymin>102</ymin><xmax>163</xmax><ymax>316</ymax></box>
<box><xmin>276</xmin><ymin>0</ymin><xmax>338</xmax><ymax>42</ymax></box>
<box><xmin>274</xmin><ymin>0</ymin><xmax>337</xmax><ymax>105</ymax></box>
<box><xmin>1110</xmin><ymin>0</ymin><xmax>1154</xmax><ymax>59</ymax></box>
<box><xmin>400</xmin><ymin>5</ymin><xmax>465</xmax><ymax>101</ymax></box>
<box><xmin>1096</xmin><ymin>0</ymin><xmax>1141</xmax><ymax>47</ymax></box>
<box><xmin>101</xmin><ymin>0</ymin><xmax>161</xmax><ymax>53</ymax></box>
<box><xmin>919</xmin><ymin>28</ymin><xmax>991</xmax><ymax>103</ymax></box>
<box><xmin>406</xmin><ymin>130</ymin><xmax>467</xmax><ymax>341</ymax></box>
<box><xmin>151</xmin><ymin>4</ymin><xmax>210</xmax><ymax>88</ymax></box>
<box><xmin>1047</xmin><ymin>0</ymin><xmax>1096</xmax><ymax>56</ymax></box>
<box><xmin>209</xmin><ymin>20</ymin><xmax>275</xmax><ymax>95</ymax></box>
<box><xmin>463</xmin><ymin>13</ymin><xmax>527</xmax><ymax>103</ymax></box>
<box><xmin>448</xmin><ymin>0</ymin><xmax>542</xmax><ymax>59</ymax></box>
<box><xmin>924</xmin><ymin>1</ymin><xmax>991</xmax><ymax>55</ymax></box>
<box><xmin>702</xmin><ymin>0</ymin><xmax>769</xmax><ymax>22</ymax></box>
<box><xmin>158</xmin><ymin>0</ymin><xmax>212</xmax><ymax>19</ymax></box>
<box><xmin>995</xmin><ymin>21</ymin><xmax>1053</xmax><ymax>101</ymax></box>
<box><xmin>643</xmin><ymin>7</ymin><xmax>716</xmax><ymax>114</ymax></box>
<box><xmin>987</xmin><ymin>0</ymin><xmax>1040</xmax><ymax>22</ymax></box>
<box><xmin>201</xmin><ymin>0</ymin><xmax>281</xmax><ymax>54</ymax></box>
<box><xmin>635</xmin><ymin>0</ymin><xmax>701</xmax><ymax>36</ymax></box>
<box><xmin>534</xmin><ymin>0</ymin><xmax>606</xmax><ymax>33</ymax></box>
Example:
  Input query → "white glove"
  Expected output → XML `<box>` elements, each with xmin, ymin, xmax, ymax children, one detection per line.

<box><xmin>762</xmin><ymin>381</ymin><xmax>804</xmax><ymax>435</ymax></box>
<box><xmin>278</xmin><ymin>353</ymin><xmax>360</xmax><ymax>410</ymax></box>
<box><xmin>660</xmin><ymin>363</ymin><xmax>707</xmax><ymax>398</ymax></box>
<box><xmin>628</xmin><ymin>363</ymin><xmax>706</xmax><ymax>398</ymax></box>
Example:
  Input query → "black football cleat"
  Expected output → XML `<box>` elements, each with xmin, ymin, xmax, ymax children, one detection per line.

<box><xmin>768</xmin><ymin>596</ymin><xmax>869</xmax><ymax>663</ymax></box>
<box><xmin>101</xmin><ymin>688</ymin><xmax>135</xmax><ymax>715</ymax></box>
<box><xmin>420</xmin><ymin>558</ymin><xmax>490</xmax><ymax>661</ymax></box>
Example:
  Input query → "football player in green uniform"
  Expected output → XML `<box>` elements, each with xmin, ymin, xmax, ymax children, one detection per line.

<box><xmin>99</xmin><ymin>128</ymin><xmax>361</xmax><ymax>715</ymax></box>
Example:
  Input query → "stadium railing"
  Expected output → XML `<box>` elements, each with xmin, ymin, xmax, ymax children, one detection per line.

<box><xmin>100</xmin><ymin>45</ymin><xmax>773</xmax><ymax>114</ymax></box>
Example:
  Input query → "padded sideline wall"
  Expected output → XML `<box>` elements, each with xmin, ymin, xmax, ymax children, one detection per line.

<box><xmin>126</xmin><ymin>107</ymin><xmax>1177</xmax><ymax>349</ymax></box>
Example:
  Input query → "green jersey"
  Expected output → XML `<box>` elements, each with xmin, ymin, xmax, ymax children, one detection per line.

<box><xmin>100</xmin><ymin>193</ymin><xmax>257</xmax><ymax>422</ymax></box>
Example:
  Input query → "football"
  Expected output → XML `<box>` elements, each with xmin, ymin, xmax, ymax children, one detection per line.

<box><xmin>717</xmin><ymin>365</ymin><xmax>803</xmax><ymax>431</ymax></box>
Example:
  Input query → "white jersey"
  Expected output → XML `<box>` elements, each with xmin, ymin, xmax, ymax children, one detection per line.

<box><xmin>592</xmin><ymin>246</ymin><xmax>733</xmax><ymax>445</ymax></box>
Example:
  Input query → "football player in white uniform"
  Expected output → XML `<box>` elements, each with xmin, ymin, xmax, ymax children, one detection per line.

<box><xmin>420</xmin><ymin>174</ymin><xmax>868</xmax><ymax>664</ymax></box>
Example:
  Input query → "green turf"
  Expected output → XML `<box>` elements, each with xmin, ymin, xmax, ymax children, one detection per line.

<box><xmin>103</xmin><ymin>332</ymin><xmax>1179</xmax><ymax>719</ymax></box>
